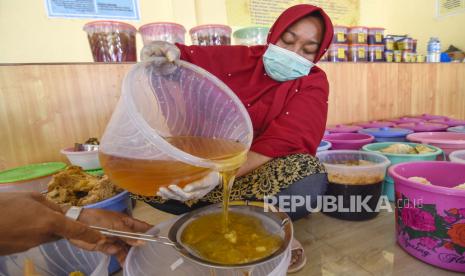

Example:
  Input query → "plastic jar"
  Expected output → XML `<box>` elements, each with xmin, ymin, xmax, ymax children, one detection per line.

<box><xmin>384</xmin><ymin>36</ymin><xmax>395</xmax><ymax>51</ymax></box>
<box><xmin>384</xmin><ymin>51</ymin><xmax>394</xmax><ymax>62</ymax></box>
<box><xmin>402</xmin><ymin>50</ymin><xmax>413</xmax><ymax>62</ymax></box>
<box><xmin>416</xmin><ymin>54</ymin><xmax>426</xmax><ymax>63</ymax></box>
<box><xmin>83</xmin><ymin>21</ymin><xmax>137</xmax><ymax>62</ymax></box>
<box><xmin>349</xmin><ymin>44</ymin><xmax>368</xmax><ymax>62</ymax></box>
<box><xmin>368</xmin><ymin>27</ymin><xmax>385</xmax><ymax>45</ymax></box>
<box><xmin>412</xmin><ymin>39</ymin><xmax>418</xmax><ymax>52</ymax></box>
<box><xmin>333</xmin><ymin>25</ymin><xmax>348</xmax><ymax>43</ymax></box>
<box><xmin>394</xmin><ymin>50</ymin><xmax>402</xmax><ymax>62</ymax></box>
<box><xmin>397</xmin><ymin>37</ymin><xmax>412</xmax><ymax>50</ymax></box>
<box><xmin>233</xmin><ymin>26</ymin><xmax>269</xmax><ymax>46</ymax></box>
<box><xmin>190</xmin><ymin>24</ymin><xmax>231</xmax><ymax>46</ymax></box>
<box><xmin>368</xmin><ymin>45</ymin><xmax>385</xmax><ymax>62</ymax></box>
<box><xmin>328</xmin><ymin>43</ymin><xmax>348</xmax><ymax>62</ymax></box>
<box><xmin>348</xmin><ymin>26</ymin><xmax>368</xmax><ymax>44</ymax></box>
<box><xmin>139</xmin><ymin>22</ymin><xmax>186</xmax><ymax>45</ymax></box>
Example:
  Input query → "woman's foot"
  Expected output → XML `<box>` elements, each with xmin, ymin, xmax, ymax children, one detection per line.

<box><xmin>287</xmin><ymin>238</ymin><xmax>307</xmax><ymax>273</ymax></box>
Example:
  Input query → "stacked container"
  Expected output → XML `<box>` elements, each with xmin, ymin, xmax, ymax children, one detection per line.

<box><xmin>139</xmin><ymin>22</ymin><xmax>186</xmax><ymax>45</ymax></box>
<box><xmin>328</xmin><ymin>26</ymin><xmax>349</xmax><ymax>62</ymax></box>
<box><xmin>233</xmin><ymin>26</ymin><xmax>269</xmax><ymax>46</ymax></box>
<box><xmin>347</xmin><ymin>26</ymin><xmax>368</xmax><ymax>63</ymax></box>
<box><xmin>368</xmin><ymin>28</ymin><xmax>385</xmax><ymax>62</ymax></box>
<box><xmin>190</xmin><ymin>24</ymin><xmax>232</xmax><ymax>46</ymax></box>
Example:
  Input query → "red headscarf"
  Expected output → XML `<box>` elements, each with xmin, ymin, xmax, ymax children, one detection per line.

<box><xmin>176</xmin><ymin>4</ymin><xmax>334</xmax><ymax>157</ymax></box>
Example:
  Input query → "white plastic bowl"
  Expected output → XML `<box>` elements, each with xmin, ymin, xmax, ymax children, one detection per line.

<box><xmin>61</xmin><ymin>147</ymin><xmax>101</xmax><ymax>170</ymax></box>
<box><xmin>0</xmin><ymin>239</ymin><xmax>110</xmax><ymax>276</ymax></box>
<box><xmin>449</xmin><ymin>149</ymin><xmax>465</xmax><ymax>164</ymax></box>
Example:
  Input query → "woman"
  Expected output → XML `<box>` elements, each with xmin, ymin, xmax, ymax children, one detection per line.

<box><xmin>137</xmin><ymin>4</ymin><xmax>333</xmax><ymax>272</ymax></box>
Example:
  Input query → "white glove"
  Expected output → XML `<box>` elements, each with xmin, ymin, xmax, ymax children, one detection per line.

<box><xmin>157</xmin><ymin>171</ymin><xmax>220</xmax><ymax>202</ymax></box>
<box><xmin>140</xmin><ymin>41</ymin><xmax>181</xmax><ymax>66</ymax></box>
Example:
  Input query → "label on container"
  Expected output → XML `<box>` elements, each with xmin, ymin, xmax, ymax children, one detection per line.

<box><xmin>375</xmin><ymin>33</ymin><xmax>382</xmax><ymax>43</ymax></box>
<box><xmin>358</xmin><ymin>33</ymin><xmax>365</xmax><ymax>43</ymax></box>
<box><xmin>358</xmin><ymin>48</ymin><xmax>365</xmax><ymax>58</ymax></box>
<box><xmin>385</xmin><ymin>53</ymin><xmax>393</xmax><ymax>62</ymax></box>
<box><xmin>45</xmin><ymin>0</ymin><xmax>140</xmax><ymax>20</ymax></box>
<box><xmin>394</xmin><ymin>52</ymin><xmax>402</xmax><ymax>62</ymax></box>
<box><xmin>375</xmin><ymin>49</ymin><xmax>382</xmax><ymax>60</ymax></box>
<box><xmin>337</xmin><ymin>32</ymin><xmax>345</xmax><ymax>42</ymax></box>
<box><xmin>337</xmin><ymin>48</ymin><xmax>346</xmax><ymax>59</ymax></box>
<box><xmin>386</xmin><ymin>41</ymin><xmax>394</xmax><ymax>50</ymax></box>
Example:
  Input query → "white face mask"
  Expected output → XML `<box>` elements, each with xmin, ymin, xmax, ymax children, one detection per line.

<box><xmin>262</xmin><ymin>43</ymin><xmax>315</xmax><ymax>82</ymax></box>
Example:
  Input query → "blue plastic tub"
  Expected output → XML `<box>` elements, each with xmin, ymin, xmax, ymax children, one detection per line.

<box><xmin>85</xmin><ymin>191</ymin><xmax>132</xmax><ymax>273</ymax></box>
<box><xmin>317</xmin><ymin>140</ymin><xmax>332</xmax><ymax>152</ymax></box>
<box><xmin>358</xmin><ymin>127</ymin><xmax>413</xmax><ymax>143</ymax></box>
<box><xmin>448</xmin><ymin>126</ymin><xmax>465</xmax><ymax>133</ymax></box>
<box><xmin>362</xmin><ymin>142</ymin><xmax>443</xmax><ymax>201</ymax></box>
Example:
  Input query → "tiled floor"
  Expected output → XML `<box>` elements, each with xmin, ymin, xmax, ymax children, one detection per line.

<box><xmin>114</xmin><ymin>201</ymin><xmax>462</xmax><ymax>276</ymax></box>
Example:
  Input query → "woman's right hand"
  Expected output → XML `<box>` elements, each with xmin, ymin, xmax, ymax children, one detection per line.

<box><xmin>140</xmin><ymin>41</ymin><xmax>180</xmax><ymax>65</ymax></box>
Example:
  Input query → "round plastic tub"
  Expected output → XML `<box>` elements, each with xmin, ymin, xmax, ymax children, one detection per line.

<box><xmin>388</xmin><ymin>117</ymin><xmax>425</xmax><ymax>124</ymax></box>
<box><xmin>393</xmin><ymin>50</ymin><xmax>402</xmax><ymax>63</ymax></box>
<box><xmin>358</xmin><ymin>127</ymin><xmax>413</xmax><ymax>142</ymax></box>
<box><xmin>326</xmin><ymin>124</ymin><xmax>362</xmax><ymax>133</ymax></box>
<box><xmin>368</xmin><ymin>45</ymin><xmax>384</xmax><ymax>62</ymax></box>
<box><xmin>0</xmin><ymin>162</ymin><xmax>66</xmax><ymax>193</ymax></box>
<box><xmin>449</xmin><ymin>150</ymin><xmax>465</xmax><ymax>164</ymax></box>
<box><xmin>430</xmin><ymin>118</ymin><xmax>465</xmax><ymax>127</ymax></box>
<box><xmin>384</xmin><ymin>50</ymin><xmax>394</xmax><ymax>62</ymax></box>
<box><xmin>139</xmin><ymin>22</ymin><xmax>186</xmax><ymax>45</ymax></box>
<box><xmin>0</xmin><ymin>238</ymin><xmax>110</xmax><ymax>276</ymax></box>
<box><xmin>323</xmin><ymin>133</ymin><xmax>375</xmax><ymax>150</ymax></box>
<box><xmin>448</xmin><ymin>126</ymin><xmax>465</xmax><ymax>133</ymax></box>
<box><xmin>83</xmin><ymin>21</ymin><xmax>137</xmax><ymax>62</ymax></box>
<box><xmin>396</xmin><ymin>122</ymin><xmax>448</xmax><ymax>132</ymax></box>
<box><xmin>413</xmin><ymin>114</ymin><xmax>448</xmax><ymax>121</ymax></box>
<box><xmin>348</xmin><ymin>26</ymin><xmax>368</xmax><ymax>44</ymax></box>
<box><xmin>333</xmin><ymin>25</ymin><xmax>348</xmax><ymax>43</ymax></box>
<box><xmin>125</xmin><ymin>217</ymin><xmax>292</xmax><ymax>276</ymax></box>
<box><xmin>407</xmin><ymin>132</ymin><xmax>465</xmax><ymax>158</ymax></box>
<box><xmin>328</xmin><ymin>43</ymin><xmax>348</xmax><ymax>62</ymax></box>
<box><xmin>316</xmin><ymin>150</ymin><xmax>390</xmax><ymax>220</ymax></box>
<box><xmin>189</xmin><ymin>24</ymin><xmax>231</xmax><ymax>46</ymax></box>
<box><xmin>368</xmin><ymin>27</ymin><xmax>385</xmax><ymax>45</ymax></box>
<box><xmin>317</xmin><ymin>140</ymin><xmax>332</xmax><ymax>152</ymax></box>
<box><xmin>233</xmin><ymin>26</ymin><xmax>269</xmax><ymax>46</ymax></box>
<box><xmin>362</xmin><ymin>142</ymin><xmax>442</xmax><ymax>201</ymax></box>
<box><xmin>99</xmin><ymin>60</ymin><xmax>253</xmax><ymax>196</ymax></box>
<box><xmin>357</xmin><ymin>121</ymin><xmax>395</xmax><ymax>129</ymax></box>
<box><xmin>388</xmin><ymin>161</ymin><xmax>465</xmax><ymax>273</ymax></box>
<box><xmin>348</xmin><ymin>44</ymin><xmax>368</xmax><ymax>62</ymax></box>
<box><xmin>61</xmin><ymin>147</ymin><xmax>101</xmax><ymax>170</ymax></box>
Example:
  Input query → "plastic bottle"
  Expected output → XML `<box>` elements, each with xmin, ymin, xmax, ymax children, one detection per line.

<box><xmin>427</xmin><ymin>37</ymin><xmax>441</xmax><ymax>63</ymax></box>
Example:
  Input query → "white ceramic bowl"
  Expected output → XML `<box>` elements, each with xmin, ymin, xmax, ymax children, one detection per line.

<box><xmin>61</xmin><ymin>147</ymin><xmax>101</xmax><ymax>170</ymax></box>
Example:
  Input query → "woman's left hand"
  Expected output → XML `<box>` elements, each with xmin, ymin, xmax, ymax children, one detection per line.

<box><xmin>73</xmin><ymin>208</ymin><xmax>152</xmax><ymax>264</ymax></box>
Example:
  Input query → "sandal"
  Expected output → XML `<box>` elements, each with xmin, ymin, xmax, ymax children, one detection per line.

<box><xmin>287</xmin><ymin>238</ymin><xmax>307</xmax><ymax>273</ymax></box>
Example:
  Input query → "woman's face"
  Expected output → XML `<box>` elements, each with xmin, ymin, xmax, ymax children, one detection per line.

<box><xmin>275</xmin><ymin>16</ymin><xmax>324</xmax><ymax>62</ymax></box>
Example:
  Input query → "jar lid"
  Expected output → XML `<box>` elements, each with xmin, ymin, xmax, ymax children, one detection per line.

<box><xmin>357</xmin><ymin>121</ymin><xmax>395</xmax><ymax>128</ymax></box>
<box><xmin>0</xmin><ymin>162</ymin><xmax>66</xmax><ymax>183</ymax></box>
<box><xmin>83</xmin><ymin>20</ymin><xmax>137</xmax><ymax>33</ymax></box>
<box><xmin>139</xmin><ymin>22</ymin><xmax>186</xmax><ymax>33</ymax></box>
<box><xmin>349</xmin><ymin>44</ymin><xmax>369</xmax><ymax>47</ymax></box>
<box><xmin>349</xmin><ymin>26</ymin><xmax>369</xmax><ymax>30</ymax></box>
<box><xmin>359</xmin><ymin>127</ymin><xmax>413</xmax><ymax>137</ymax></box>
<box><xmin>430</xmin><ymin>118</ymin><xmax>465</xmax><ymax>127</ymax></box>
<box><xmin>333</xmin><ymin>25</ymin><xmax>349</xmax><ymax>29</ymax></box>
<box><xmin>189</xmin><ymin>24</ymin><xmax>232</xmax><ymax>35</ymax></box>
<box><xmin>327</xmin><ymin>124</ymin><xmax>363</xmax><ymax>133</ymax></box>
<box><xmin>397</xmin><ymin>122</ymin><xmax>448</xmax><ymax>132</ymax></box>
<box><xmin>368</xmin><ymin>27</ymin><xmax>385</xmax><ymax>30</ymax></box>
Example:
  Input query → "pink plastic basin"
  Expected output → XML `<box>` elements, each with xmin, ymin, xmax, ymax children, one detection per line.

<box><xmin>389</xmin><ymin>161</ymin><xmax>465</xmax><ymax>273</ymax></box>
<box><xmin>389</xmin><ymin>117</ymin><xmax>425</xmax><ymax>124</ymax></box>
<box><xmin>323</xmin><ymin>133</ymin><xmax>374</xmax><ymax>150</ymax></box>
<box><xmin>407</xmin><ymin>132</ymin><xmax>465</xmax><ymax>158</ymax></box>
<box><xmin>430</xmin><ymin>118</ymin><xmax>465</xmax><ymax>127</ymax></box>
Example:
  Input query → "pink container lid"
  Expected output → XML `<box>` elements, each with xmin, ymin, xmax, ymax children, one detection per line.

<box><xmin>413</xmin><ymin>113</ymin><xmax>448</xmax><ymax>121</ymax></box>
<box><xmin>388</xmin><ymin>117</ymin><xmax>425</xmax><ymax>124</ymax></box>
<box><xmin>429</xmin><ymin>118</ymin><xmax>465</xmax><ymax>127</ymax></box>
<box><xmin>189</xmin><ymin>24</ymin><xmax>232</xmax><ymax>35</ymax></box>
<box><xmin>139</xmin><ymin>22</ymin><xmax>186</xmax><ymax>33</ymax></box>
<box><xmin>407</xmin><ymin>132</ymin><xmax>465</xmax><ymax>145</ymax></box>
<box><xmin>324</xmin><ymin>133</ymin><xmax>375</xmax><ymax>150</ymax></box>
<box><xmin>357</xmin><ymin>121</ymin><xmax>395</xmax><ymax>128</ymax></box>
<box><xmin>83</xmin><ymin>20</ymin><xmax>137</xmax><ymax>33</ymax></box>
<box><xmin>396</xmin><ymin>122</ymin><xmax>448</xmax><ymax>132</ymax></box>
<box><xmin>326</xmin><ymin>124</ymin><xmax>363</xmax><ymax>133</ymax></box>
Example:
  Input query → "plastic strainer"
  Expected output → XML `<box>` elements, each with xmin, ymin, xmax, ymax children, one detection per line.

<box><xmin>100</xmin><ymin>60</ymin><xmax>253</xmax><ymax>194</ymax></box>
